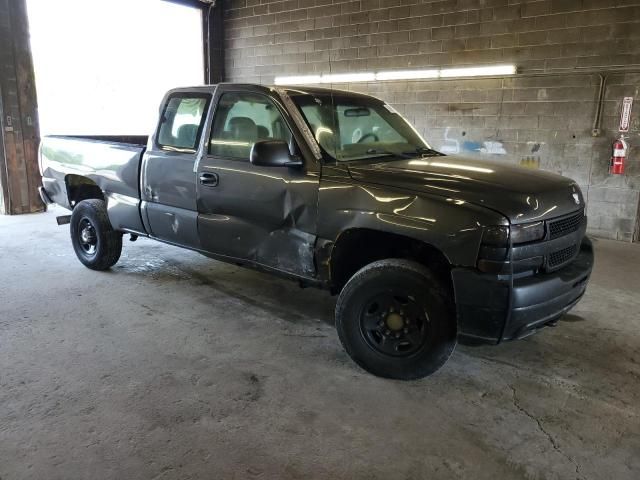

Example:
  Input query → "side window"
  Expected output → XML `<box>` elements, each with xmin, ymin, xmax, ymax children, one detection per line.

<box><xmin>209</xmin><ymin>92</ymin><xmax>292</xmax><ymax>160</ymax></box>
<box><xmin>157</xmin><ymin>95</ymin><xmax>209</xmax><ymax>151</ymax></box>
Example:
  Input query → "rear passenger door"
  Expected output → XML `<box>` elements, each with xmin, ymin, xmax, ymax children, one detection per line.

<box><xmin>195</xmin><ymin>86</ymin><xmax>320</xmax><ymax>278</ymax></box>
<box><xmin>141</xmin><ymin>92</ymin><xmax>211</xmax><ymax>248</ymax></box>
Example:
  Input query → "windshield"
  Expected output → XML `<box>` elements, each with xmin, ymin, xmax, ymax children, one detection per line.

<box><xmin>290</xmin><ymin>92</ymin><xmax>435</xmax><ymax>162</ymax></box>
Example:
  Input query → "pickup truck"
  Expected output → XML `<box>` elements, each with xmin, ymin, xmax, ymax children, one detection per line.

<box><xmin>39</xmin><ymin>84</ymin><xmax>594</xmax><ymax>379</ymax></box>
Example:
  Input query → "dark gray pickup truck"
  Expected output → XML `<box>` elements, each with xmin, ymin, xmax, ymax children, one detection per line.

<box><xmin>39</xmin><ymin>84</ymin><xmax>594</xmax><ymax>379</ymax></box>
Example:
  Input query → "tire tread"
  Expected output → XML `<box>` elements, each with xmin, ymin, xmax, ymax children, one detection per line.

<box><xmin>335</xmin><ymin>258</ymin><xmax>456</xmax><ymax>380</ymax></box>
<box><xmin>70</xmin><ymin>199</ymin><xmax>122</xmax><ymax>270</ymax></box>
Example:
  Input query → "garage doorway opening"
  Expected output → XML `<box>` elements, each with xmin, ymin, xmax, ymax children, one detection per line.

<box><xmin>26</xmin><ymin>0</ymin><xmax>204</xmax><ymax>135</ymax></box>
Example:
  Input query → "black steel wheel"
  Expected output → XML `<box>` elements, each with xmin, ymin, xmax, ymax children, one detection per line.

<box><xmin>359</xmin><ymin>291</ymin><xmax>430</xmax><ymax>357</ymax></box>
<box><xmin>77</xmin><ymin>217</ymin><xmax>98</xmax><ymax>257</ymax></box>
<box><xmin>70</xmin><ymin>199</ymin><xmax>122</xmax><ymax>270</ymax></box>
<box><xmin>336</xmin><ymin>259</ymin><xmax>456</xmax><ymax>380</ymax></box>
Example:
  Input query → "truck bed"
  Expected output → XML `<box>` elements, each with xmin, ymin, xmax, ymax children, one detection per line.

<box><xmin>39</xmin><ymin>135</ymin><xmax>148</xmax><ymax>234</ymax></box>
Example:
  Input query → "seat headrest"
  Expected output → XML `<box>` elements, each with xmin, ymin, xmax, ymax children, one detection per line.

<box><xmin>228</xmin><ymin>117</ymin><xmax>258</xmax><ymax>141</ymax></box>
<box><xmin>257</xmin><ymin>125</ymin><xmax>269</xmax><ymax>139</ymax></box>
<box><xmin>175</xmin><ymin>124</ymin><xmax>199</xmax><ymax>148</ymax></box>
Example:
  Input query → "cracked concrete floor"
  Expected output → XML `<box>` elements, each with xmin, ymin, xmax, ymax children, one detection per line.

<box><xmin>0</xmin><ymin>207</ymin><xmax>639</xmax><ymax>480</ymax></box>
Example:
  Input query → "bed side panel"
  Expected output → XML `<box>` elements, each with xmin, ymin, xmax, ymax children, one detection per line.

<box><xmin>40</xmin><ymin>136</ymin><xmax>145</xmax><ymax>232</ymax></box>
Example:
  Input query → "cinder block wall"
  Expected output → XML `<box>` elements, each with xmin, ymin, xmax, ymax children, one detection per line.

<box><xmin>224</xmin><ymin>0</ymin><xmax>640</xmax><ymax>241</ymax></box>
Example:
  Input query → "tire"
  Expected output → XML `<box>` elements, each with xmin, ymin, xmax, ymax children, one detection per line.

<box><xmin>70</xmin><ymin>199</ymin><xmax>122</xmax><ymax>270</ymax></box>
<box><xmin>335</xmin><ymin>259</ymin><xmax>456</xmax><ymax>380</ymax></box>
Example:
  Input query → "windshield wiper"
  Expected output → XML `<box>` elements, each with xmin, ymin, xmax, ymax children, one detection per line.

<box><xmin>351</xmin><ymin>146</ymin><xmax>443</xmax><ymax>162</ymax></box>
<box><xmin>364</xmin><ymin>148</ymin><xmax>415</xmax><ymax>159</ymax></box>
<box><xmin>405</xmin><ymin>146</ymin><xmax>444</xmax><ymax>156</ymax></box>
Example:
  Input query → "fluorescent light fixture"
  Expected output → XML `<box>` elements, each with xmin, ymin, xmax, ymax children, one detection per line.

<box><xmin>321</xmin><ymin>72</ymin><xmax>376</xmax><ymax>83</ymax></box>
<box><xmin>376</xmin><ymin>69</ymin><xmax>439</xmax><ymax>81</ymax></box>
<box><xmin>274</xmin><ymin>75</ymin><xmax>322</xmax><ymax>85</ymax></box>
<box><xmin>274</xmin><ymin>64</ymin><xmax>516</xmax><ymax>85</ymax></box>
<box><xmin>274</xmin><ymin>73</ymin><xmax>374</xmax><ymax>85</ymax></box>
<box><xmin>439</xmin><ymin>65</ymin><xmax>517</xmax><ymax>78</ymax></box>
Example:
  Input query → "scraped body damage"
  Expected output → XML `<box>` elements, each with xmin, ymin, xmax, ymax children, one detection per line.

<box><xmin>314</xmin><ymin>165</ymin><xmax>507</xmax><ymax>283</ymax></box>
<box><xmin>196</xmin><ymin>159</ymin><xmax>320</xmax><ymax>278</ymax></box>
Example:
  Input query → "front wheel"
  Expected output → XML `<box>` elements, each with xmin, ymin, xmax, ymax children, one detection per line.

<box><xmin>335</xmin><ymin>259</ymin><xmax>456</xmax><ymax>380</ymax></box>
<box><xmin>70</xmin><ymin>199</ymin><xmax>122</xmax><ymax>270</ymax></box>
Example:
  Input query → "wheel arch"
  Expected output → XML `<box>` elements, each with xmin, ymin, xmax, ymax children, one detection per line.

<box><xmin>65</xmin><ymin>174</ymin><xmax>104</xmax><ymax>207</ymax></box>
<box><xmin>328</xmin><ymin>228</ymin><xmax>454</xmax><ymax>296</ymax></box>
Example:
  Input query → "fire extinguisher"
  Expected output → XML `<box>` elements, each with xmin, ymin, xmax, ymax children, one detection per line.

<box><xmin>610</xmin><ymin>135</ymin><xmax>628</xmax><ymax>175</ymax></box>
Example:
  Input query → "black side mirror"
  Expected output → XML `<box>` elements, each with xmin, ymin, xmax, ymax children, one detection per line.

<box><xmin>250</xmin><ymin>140</ymin><xmax>302</xmax><ymax>168</ymax></box>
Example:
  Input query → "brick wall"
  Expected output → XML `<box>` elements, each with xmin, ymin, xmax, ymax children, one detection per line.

<box><xmin>223</xmin><ymin>0</ymin><xmax>640</xmax><ymax>241</ymax></box>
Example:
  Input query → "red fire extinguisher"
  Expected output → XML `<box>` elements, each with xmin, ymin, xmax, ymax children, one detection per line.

<box><xmin>610</xmin><ymin>135</ymin><xmax>628</xmax><ymax>175</ymax></box>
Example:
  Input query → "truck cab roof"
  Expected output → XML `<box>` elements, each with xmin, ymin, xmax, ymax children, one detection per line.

<box><xmin>165</xmin><ymin>83</ymin><xmax>378</xmax><ymax>101</ymax></box>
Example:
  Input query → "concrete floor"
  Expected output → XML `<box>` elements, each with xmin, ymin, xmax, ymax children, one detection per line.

<box><xmin>0</xmin><ymin>207</ymin><xmax>638</xmax><ymax>480</ymax></box>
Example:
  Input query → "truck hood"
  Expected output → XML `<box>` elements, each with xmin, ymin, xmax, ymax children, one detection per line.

<box><xmin>347</xmin><ymin>156</ymin><xmax>584</xmax><ymax>224</ymax></box>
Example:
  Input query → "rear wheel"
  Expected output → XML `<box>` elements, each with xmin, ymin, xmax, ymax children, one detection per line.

<box><xmin>70</xmin><ymin>199</ymin><xmax>122</xmax><ymax>270</ymax></box>
<box><xmin>335</xmin><ymin>259</ymin><xmax>456</xmax><ymax>380</ymax></box>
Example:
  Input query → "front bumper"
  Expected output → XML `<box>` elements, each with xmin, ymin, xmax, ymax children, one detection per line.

<box><xmin>452</xmin><ymin>236</ymin><xmax>594</xmax><ymax>344</ymax></box>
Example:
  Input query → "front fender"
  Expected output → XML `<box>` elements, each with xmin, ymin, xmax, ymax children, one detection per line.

<box><xmin>317</xmin><ymin>180</ymin><xmax>507</xmax><ymax>267</ymax></box>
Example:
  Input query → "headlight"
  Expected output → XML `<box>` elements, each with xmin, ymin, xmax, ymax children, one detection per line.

<box><xmin>482</xmin><ymin>226</ymin><xmax>509</xmax><ymax>247</ymax></box>
<box><xmin>478</xmin><ymin>221</ymin><xmax>546</xmax><ymax>273</ymax></box>
<box><xmin>511</xmin><ymin>221</ymin><xmax>545</xmax><ymax>244</ymax></box>
<box><xmin>481</xmin><ymin>221</ymin><xmax>546</xmax><ymax>248</ymax></box>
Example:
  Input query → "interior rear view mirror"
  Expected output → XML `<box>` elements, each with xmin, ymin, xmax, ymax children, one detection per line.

<box><xmin>344</xmin><ymin>107</ymin><xmax>371</xmax><ymax>117</ymax></box>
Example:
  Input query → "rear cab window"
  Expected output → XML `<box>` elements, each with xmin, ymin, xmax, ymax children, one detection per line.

<box><xmin>157</xmin><ymin>93</ymin><xmax>211</xmax><ymax>152</ymax></box>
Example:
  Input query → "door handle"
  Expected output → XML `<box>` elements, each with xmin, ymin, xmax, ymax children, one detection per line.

<box><xmin>199</xmin><ymin>172</ymin><xmax>219</xmax><ymax>187</ymax></box>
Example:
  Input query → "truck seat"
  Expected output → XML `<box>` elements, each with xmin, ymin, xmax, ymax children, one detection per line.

<box><xmin>175</xmin><ymin>124</ymin><xmax>199</xmax><ymax>149</ymax></box>
<box><xmin>228</xmin><ymin>117</ymin><xmax>258</xmax><ymax>143</ymax></box>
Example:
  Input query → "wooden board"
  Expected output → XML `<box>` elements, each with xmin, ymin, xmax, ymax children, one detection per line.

<box><xmin>0</xmin><ymin>0</ymin><xmax>43</xmax><ymax>214</ymax></box>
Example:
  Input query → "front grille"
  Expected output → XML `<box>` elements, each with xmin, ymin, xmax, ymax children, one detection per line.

<box><xmin>548</xmin><ymin>211</ymin><xmax>584</xmax><ymax>239</ymax></box>
<box><xmin>548</xmin><ymin>244</ymin><xmax>578</xmax><ymax>269</ymax></box>
<box><xmin>510</xmin><ymin>211</ymin><xmax>586</xmax><ymax>275</ymax></box>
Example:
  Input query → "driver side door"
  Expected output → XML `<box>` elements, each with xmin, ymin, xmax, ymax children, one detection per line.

<box><xmin>195</xmin><ymin>87</ymin><xmax>320</xmax><ymax>278</ymax></box>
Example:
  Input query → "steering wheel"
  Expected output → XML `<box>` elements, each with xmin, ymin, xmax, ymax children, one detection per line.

<box><xmin>357</xmin><ymin>133</ymin><xmax>379</xmax><ymax>143</ymax></box>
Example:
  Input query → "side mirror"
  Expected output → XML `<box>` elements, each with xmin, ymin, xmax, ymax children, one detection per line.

<box><xmin>250</xmin><ymin>140</ymin><xmax>302</xmax><ymax>168</ymax></box>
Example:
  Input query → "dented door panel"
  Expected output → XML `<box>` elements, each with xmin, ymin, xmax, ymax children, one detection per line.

<box><xmin>195</xmin><ymin>85</ymin><xmax>321</xmax><ymax>278</ymax></box>
<box><xmin>196</xmin><ymin>159</ymin><xmax>320</xmax><ymax>277</ymax></box>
